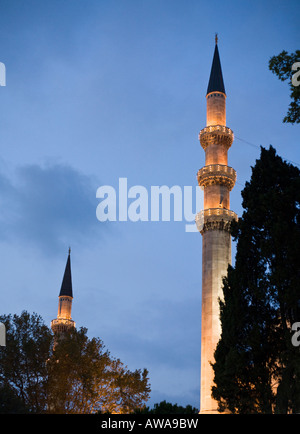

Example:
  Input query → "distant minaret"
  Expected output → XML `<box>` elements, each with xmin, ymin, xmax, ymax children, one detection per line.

<box><xmin>51</xmin><ymin>248</ymin><xmax>75</xmax><ymax>335</ymax></box>
<box><xmin>196</xmin><ymin>36</ymin><xmax>237</xmax><ymax>413</ymax></box>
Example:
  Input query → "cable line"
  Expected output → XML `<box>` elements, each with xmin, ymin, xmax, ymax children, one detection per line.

<box><xmin>235</xmin><ymin>136</ymin><xmax>300</xmax><ymax>167</ymax></box>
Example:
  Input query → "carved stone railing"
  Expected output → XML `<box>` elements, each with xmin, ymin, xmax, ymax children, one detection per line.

<box><xmin>197</xmin><ymin>164</ymin><xmax>236</xmax><ymax>190</ymax></box>
<box><xmin>199</xmin><ymin>125</ymin><xmax>234</xmax><ymax>150</ymax></box>
<box><xmin>51</xmin><ymin>318</ymin><xmax>75</xmax><ymax>334</ymax></box>
<box><xmin>195</xmin><ymin>208</ymin><xmax>238</xmax><ymax>234</ymax></box>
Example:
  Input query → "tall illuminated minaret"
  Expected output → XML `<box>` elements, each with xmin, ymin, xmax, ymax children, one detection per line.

<box><xmin>51</xmin><ymin>248</ymin><xmax>75</xmax><ymax>336</ymax></box>
<box><xmin>196</xmin><ymin>36</ymin><xmax>237</xmax><ymax>413</ymax></box>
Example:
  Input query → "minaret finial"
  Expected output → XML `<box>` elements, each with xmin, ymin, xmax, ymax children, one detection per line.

<box><xmin>215</xmin><ymin>33</ymin><xmax>218</xmax><ymax>44</ymax></box>
<box><xmin>68</xmin><ymin>246</ymin><xmax>71</xmax><ymax>255</ymax></box>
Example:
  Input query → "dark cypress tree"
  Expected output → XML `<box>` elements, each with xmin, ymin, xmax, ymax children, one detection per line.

<box><xmin>212</xmin><ymin>146</ymin><xmax>300</xmax><ymax>413</ymax></box>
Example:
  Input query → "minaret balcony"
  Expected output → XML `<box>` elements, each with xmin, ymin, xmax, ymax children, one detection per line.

<box><xmin>51</xmin><ymin>318</ymin><xmax>75</xmax><ymax>334</ymax></box>
<box><xmin>199</xmin><ymin>125</ymin><xmax>234</xmax><ymax>150</ymax></box>
<box><xmin>195</xmin><ymin>208</ymin><xmax>238</xmax><ymax>234</ymax></box>
<box><xmin>197</xmin><ymin>164</ymin><xmax>236</xmax><ymax>190</ymax></box>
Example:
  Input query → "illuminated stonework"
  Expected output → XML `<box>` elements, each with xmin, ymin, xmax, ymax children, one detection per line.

<box><xmin>51</xmin><ymin>249</ymin><xmax>75</xmax><ymax>337</ymax></box>
<box><xmin>198</xmin><ymin>39</ymin><xmax>237</xmax><ymax>414</ymax></box>
<box><xmin>199</xmin><ymin>125</ymin><xmax>234</xmax><ymax>151</ymax></box>
<box><xmin>51</xmin><ymin>317</ymin><xmax>75</xmax><ymax>335</ymax></box>
<box><xmin>196</xmin><ymin>208</ymin><xmax>238</xmax><ymax>234</ymax></box>
<box><xmin>197</xmin><ymin>164</ymin><xmax>236</xmax><ymax>190</ymax></box>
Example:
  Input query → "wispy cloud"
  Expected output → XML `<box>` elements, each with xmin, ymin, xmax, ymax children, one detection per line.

<box><xmin>0</xmin><ymin>161</ymin><xmax>102</xmax><ymax>254</ymax></box>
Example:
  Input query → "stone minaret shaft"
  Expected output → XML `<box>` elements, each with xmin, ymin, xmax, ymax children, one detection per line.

<box><xmin>51</xmin><ymin>248</ymin><xmax>75</xmax><ymax>335</ymax></box>
<box><xmin>197</xmin><ymin>39</ymin><xmax>237</xmax><ymax>414</ymax></box>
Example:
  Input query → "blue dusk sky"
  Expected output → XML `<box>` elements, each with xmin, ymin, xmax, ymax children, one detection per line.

<box><xmin>0</xmin><ymin>0</ymin><xmax>299</xmax><ymax>409</ymax></box>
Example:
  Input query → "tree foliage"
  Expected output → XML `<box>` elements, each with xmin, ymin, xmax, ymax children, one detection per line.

<box><xmin>0</xmin><ymin>311</ymin><xmax>52</xmax><ymax>413</ymax></box>
<box><xmin>136</xmin><ymin>400</ymin><xmax>199</xmax><ymax>414</ymax></box>
<box><xmin>47</xmin><ymin>327</ymin><xmax>150</xmax><ymax>414</ymax></box>
<box><xmin>269</xmin><ymin>50</ymin><xmax>300</xmax><ymax>124</ymax></box>
<box><xmin>0</xmin><ymin>311</ymin><xmax>150</xmax><ymax>413</ymax></box>
<box><xmin>212</xmin><ymin>146</ymin><xmax>300</xmax><ymax>413</ymax></box>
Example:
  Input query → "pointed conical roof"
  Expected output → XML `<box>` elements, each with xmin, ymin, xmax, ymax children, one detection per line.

<box><xmin>59</xmin><ymin>248</ymin><xmax>73</xmax><ymax>297</ymax></box>
<box><xmin>206</xmin><ymin>40</ymin><xmax>226</xmax><ymax>96</ymax></box>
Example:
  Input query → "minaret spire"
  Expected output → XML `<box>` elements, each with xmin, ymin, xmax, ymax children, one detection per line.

<box><xmin>59</xmin><ymin>247</ymin><xmax>73</xmax><ymax>298</ymax></box>
<box><xmin>206</xmin><ymin>37</ymin><xmax>225</xmax><ymax>97</ymax></box>
<box><xmin>196</xmin><ymin>40</ymin><xmax>237</xmax><ymax>413</ymax></box>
